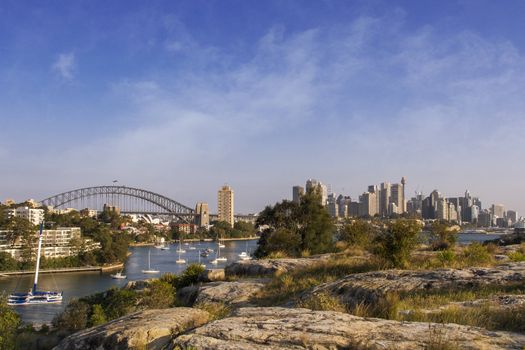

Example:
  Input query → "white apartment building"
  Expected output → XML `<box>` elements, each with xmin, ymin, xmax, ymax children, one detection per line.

<box><xmin>4</xmin><ymin>206</ymin><xmax>45</xmax><ymax>225</ymax></box>
<box><xmin>0</xmin><ymin>227</ymin><xmax>100</xmax><ymax>260</ymax></box>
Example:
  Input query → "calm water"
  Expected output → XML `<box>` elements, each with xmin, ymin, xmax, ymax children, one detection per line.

<box><xmin>0</xmin><ymin>239</ymin><xmax>258</xmax><ymax>325</ymax></box>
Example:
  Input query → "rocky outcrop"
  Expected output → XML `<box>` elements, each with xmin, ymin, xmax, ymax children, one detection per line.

<box><xmin>171</xmin><ymin>307</ymin><xmax>525</xmax><ymax>349</ymax></box>
<box><xmin>225</xmin><ymin>255</ymin><xmax>335</xmax><ymax>277</ymax></box>
<box><xmin>199</xmin><ymin>268</ymin><xmax>226</xmax><ymax>282</ymax></box>
<box><xmin>194</xmin><ymin>280</ymin><xmax>268</xmax><ymax>307</ymax></box>
<box><xmin>303</xmin><ymin>262</ymin><xmax>525</xmax><ymax>306</ymax></box>
<box><xmin>53</xmin><ymin>308</ymin><xmax>209</xmax><ymax>350</ymax></box>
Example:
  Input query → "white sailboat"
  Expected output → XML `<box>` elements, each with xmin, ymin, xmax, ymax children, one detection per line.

<box><xmin>238</xmin><ymin>241</ymin><xmax>251</xmax><ymax>260</ymax></box>
<box><xmin>176</xmin><ymin>239</ymin><xmax>186</xmax><ymax>253</ymax></box>
<box><xmin>142</xmin><ymin>250</ymin><xmax>160</xmax><ymax>274</ymax></box>
<box><xmin>8</xmin><ymin>222</ymin><xmax>63</xmax><ymax>305</ymax></box>
<box><xmin>197</xmin><ymin>250</ymin><xmax>206</xmax><ymax>268</ymax></box>
<box><xmin>176</xmin><ymin>249</ymin><xmax>186</xmax><ymax>264</ymax></box>
<box><xmin>211</xmin><ymin>242</ymin><xmax>227</xmax><ymax>264</ymax></box>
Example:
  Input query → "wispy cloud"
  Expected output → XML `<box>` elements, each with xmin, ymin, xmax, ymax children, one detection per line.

<box><xmin>52</xmin><ymin>52</ymin><xmax>76</xmax><ymax>80</ymax></box>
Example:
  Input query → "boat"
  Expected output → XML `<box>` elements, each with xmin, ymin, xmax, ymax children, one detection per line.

<box><xmin>176</xmin><ymin>239</ymin><xmax>186</xmax><ymax>253</ymax></box>
<box><xmin>8</xmin><ymin>222</ymin><xmax>63</xmax><ymax>305</ymax></box>
<box><xmin>215</xmin><ymin>242</ymin><xmax>227</xmax><ymax>263</ymax></box>
<box><xmin>200</xmin><ymin>251</ymin><xmax>210</xmax><ymax>257</ymax></box>
<box><xmin>176</xmin><ymin>249</ymin><xmax>186</xmax><ymax>264</ymax></box>
<box><xmin>111</xmin><ymin>271</ymin><xmax>127</xmax><ymax>279</ymax></box>
<box><xmin>238</xmin><ymin>241</ymin><xmax>249</xmax><ymax>259</ymax></box>
<box><xmin>188</xmin><ymin>245</ymin><xmax>196</xmax><ymax>250</ymax></box>
<box><xmin>197</xmin><ymin>251</ymin><xmax>206</xmax><ymax>268</ymax></box>
<box><xmin>160</xmin><ymin>245</ymin><xmax>170</xmax><ymax>250</ymax></box>
<box><xmin>142</xmin><ymin>250</ymin><xmax>160</xmax><ymax>274</ymax></box>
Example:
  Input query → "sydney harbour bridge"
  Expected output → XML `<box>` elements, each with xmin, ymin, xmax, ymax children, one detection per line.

<box><xmin>40</xmin><ymin>186</ymin><xmax>197</xmax><ymax>221</ymax></box>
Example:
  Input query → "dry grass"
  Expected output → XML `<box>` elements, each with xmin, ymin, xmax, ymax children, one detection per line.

<box><xmin>194</xmin><ymin>302</ymin><xmax>231</xmax><ymax>321</ymax></box>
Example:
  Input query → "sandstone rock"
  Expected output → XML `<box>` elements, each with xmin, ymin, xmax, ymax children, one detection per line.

<box><xmin>225</xmin><ymin>255</ymin><xmax>334</xmax><ymax>277</ymax></box>
<box><xmin>176</xmin><ymin>285</ymin><xmax>200</xmax><ymax>306</ymax></box>
<box><xmin>194</xmin><ymin>280</ymin><xmax>268</xmax><ymax>307</ymax></box>
<box><xmin>53</xmin><ymin>308</ymin><xmax>209</xmax><ymax>350</ymax></box>
<box><xmin>303</xmin><ymin>262</ymin><xmax>525</xmax><ymax>307</ymax></box>
<box><xmin>171</xmin><ymin>307</ymin><xmax>525</xmax><ymax>349</ymax></box>
<box><xmin>199</xmin><ymin>268</ymin><xmax>226</xmax><ymax>282</ymax></box>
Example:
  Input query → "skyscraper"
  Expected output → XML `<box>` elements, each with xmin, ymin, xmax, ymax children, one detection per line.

<box><xmin>218</xmin><ymin>185</ymin><xmax>234</xmax><ymax>227</ymax></box>
<box><xmin>305</xmin><ymin>179</ymin><xmax>328</xmax><ymax>206</ymax></box>
<box><xmin>292</xmin><ymin>186</ymin><xmax>304</xmax><ymax>204</ymax></box>
<box><xmin>491</xmin><ymin>204</ymin><xmax>505</xmax><ymax>218</ymax></box>
<box><xmin>379</xmin><ymin>182</ymin><xmax>391</xmax><ymax>217</ymax></box>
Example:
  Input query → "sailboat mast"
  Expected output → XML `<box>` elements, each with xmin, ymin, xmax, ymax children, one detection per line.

<box><xmin>148</xmin><ymin>250</ymin><xmax>151</xmax><ymax>269</ymax></box>
<box><xmin>33</xmin><ymin>222</ymin><xmax>44</xmax><ymax>293</ymax></box>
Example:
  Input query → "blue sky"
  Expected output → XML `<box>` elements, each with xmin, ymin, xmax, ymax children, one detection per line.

<box><xmin>1</xmin><ymin>0</ymin><xmax>525</xmax><ymax>214</ymax></box>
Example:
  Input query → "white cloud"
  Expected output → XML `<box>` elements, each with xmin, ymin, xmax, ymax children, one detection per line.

<box><xmin>52</xmin><ymin>52</ymin><xmax>76</xmax><ymax>80</ymax></box>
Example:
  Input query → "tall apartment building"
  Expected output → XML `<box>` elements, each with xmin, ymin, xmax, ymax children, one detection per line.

<box><xmin>507</xmin><ymin>210</ymin><xmax>518</xmax><ymax>224</ymax></box>
<box><xmin>305</xmin><ymin>179</ymin><xmax>328</xmax><ymax>206</ymax></box>
<box><xmin>218</xmin><ymin>185</ymin><xmax>234</xmax><ymax>227</ymax></box>
<box><xmin>358</xmin><ymin>192</ymin><xmax>377</xmax><ymax>217</ymax></box>
<box><xmin>292</xmin><ymin>186</ymin><xmax>304</xmax><ymax>204</ymax></box>
<box><xmin>379</xmin><ymin>182</ymin><xmax>391</xmax><ymax>217</ymax></box>
<box><xmin>4</xmin><ymin>206</ymin><xmax>44</xmax><ymax>225</ymax></box>
<box><xmin>195</xmin><ymin>202</ymin><xmax>210</xmax><ymax>227</ymax></box>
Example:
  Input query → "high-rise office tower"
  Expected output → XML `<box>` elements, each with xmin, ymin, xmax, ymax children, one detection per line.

<box><xmin>305</xmin><ymin>179</ymin><xmax>328</xmax><ymax>206</ymax></box>
<box><xmin>379</xmin><ymin>182</ymin><xmax>391</xmax><ymax>217</ymax></box>
<box><xmin>195</xmin><ymin>202</ymin><xmax>210</xmax><ymax>227</ymax></box>
<box><xmin>359</xmin><ymin>191</ymin><xmax>377</xmax><ymax>217</ymax></box>
<box><xmin>491</xmin><ymin>204</ymin><xmax>505</xmax><ymax>218</ymax></box>
<box><xmin>218</xmin><ymin>185</ymin><xmax>234</xmax><ymax>227</ymax></box>
<box><xmin>507</xmin><ymin>210</ymin><xmax>518</xmax><ymax>224</ymax></box>
<box><xmin>292</xmin><ymin>186</ymin><xmax>304</xmax><ymax>204</ymax></box>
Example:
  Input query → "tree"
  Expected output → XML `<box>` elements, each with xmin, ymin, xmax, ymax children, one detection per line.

<box><xmin>339</xmin><ymin>219</ymin><xmax>376</xmax><ymax>248</ymax></box>
<box><xmin>89</xmin><ymin>304</ymin><xmax>107</xmax><ymax>327</ymax></box>
<box><xmin>142</xmin><ymin>280</ymin><xmax>175</xmax><ymax>309</ymax></box>
<box><xmin>430</xmin><ymin>221</ymin><xmax>458</xmax><ymax>250</ymax></box>
<box><xmin>255</xmin><ymin>188</ymin><xmax>335</xmax><ymax>257</ymax></box>
<box><xmin>0</xmin><ymin>296</ymin><xmax>20</xmax><ymax>350</ymax></box>
<box><xmin>7</xmin><ymin>218</ymin><xmax>38</xmax><ymax>268</ymax></box>
<box><xmin>373</xmin><ymin>219</ymin><xmax>422</xmax><ymax>268</ymax></box>
<box><xmin>0</xmin><ymin>252</ymin><xmax>18</xmax><ymax>271</ymax></box>
<box><xmin>52</xmin><ymin>299</ymin><xmax>90</xmax><ymax>332</ymax></box>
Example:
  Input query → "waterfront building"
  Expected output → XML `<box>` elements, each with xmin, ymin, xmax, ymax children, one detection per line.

<box><xmin>195</xmin><ymin>202</ymin><xmax>210</xmax><ymax>227</ymax></box>
<box><xmin>306</xmin><ymin>179</ymin><xmax>328</xmax><ymax>205</ymax></box>
<box><xmin>477</xmin><ymin>210</ymin><xmax>492</xmax><ymax>227</ymax></box>
<box><xmin>292</xmin><ymin>186</ymin><xmax>304</xmax><ymax>204</ymax></box>
<box><xmin>0</xmin><ymin>227</ymin><xmax>99</xmax><ymax>260</ymax></box>
<box><xmin>173</xmin><ymin>223</ymin><xmax>198</xmax><ymax>235</ymax></box>
<box><xmin>4</xmin><ymin>206</ymin><xmax>44</xmax><ymax>225</ymax></box>
<box><xmin>103</xmin><ymin>204</ymin><xmax>121</xmax><ymax>215</ymax></box>
<box><xmin>80</xmin><ymin>208</ymin><xmax>98</xmax><ymax>218</ymax></box>
<box><xmin>218</xmin><ymin>185</ymin><xmax>235</xmax><ymax>227</ymax></box>
<box><xmin>337</xmin><ymin>195</ymin><xmax>351</xmax><ymax>218</ymax></box>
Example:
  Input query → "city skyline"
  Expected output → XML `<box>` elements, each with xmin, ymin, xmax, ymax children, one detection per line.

<box><xmin>1</xmin><ymin>1</ymin><xmax>525</xmax><ymax>214</ymax></box>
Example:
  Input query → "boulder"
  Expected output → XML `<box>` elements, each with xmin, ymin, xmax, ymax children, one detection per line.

<box><xmin>302</xmin><ymin>262</ymin><xmax>525</xmax><ymax>306</ymax></box>
<box><xmin>225</xmin><ymin>255</ymin><xmax>334</xmax><ymax>277</ymax></box>
<box><xmin>171</xmin><ymin>307</ymin><xmax>525</xmax><ymax>349</ymax></box>
<box><xmin>199</xmin><ymin>268</ymin><xmax>226</xmax><ymax>282</ymax></box>
<box><xmin>53</xmin><ymin>308</ymin><xmax>209</xmax><ymax>350</ymax></box>
<box><xmin>194</xmin><ymin>280</ymin><xmax>268</xmax><ymax>307</ymax></box>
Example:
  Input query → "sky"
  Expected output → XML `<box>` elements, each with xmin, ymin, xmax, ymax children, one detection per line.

<box><xmin>1</xmin><ymin>0</ymin><xmax>525</xmax><ymax>214</ymax></box>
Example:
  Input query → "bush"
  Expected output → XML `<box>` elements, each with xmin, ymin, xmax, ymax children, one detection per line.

<box><xmin>142</xmin><ymin>280</ymin><xmax>175</xmax><ymax>309</ymax></box>
<box><xmin>0</xmin><ymin>296</ymin><xmax>21</xmax><ymax>350</ymax></box>
<box><xmin>508</xmin><ymin>251</ymin><xmax>525</xmax><ymax>262</ymax></box>
<box><xmin>52</xmin><ymin>300</ymin><xmax>90</xmax><ymax>332</ymax></box>
<box><xmin>373</xmin><ymin>219</ymin><xmax>422</xmax><ymax>268</ymax></box>
<box><xmin>437</xmin><ymin>249</ymin><xmax>456</xmax><ymax>267</ymax></box>
<box><xmin>461</xmin><ymin>243</ymin><xmax>493</xmax><ymax>266</ymax></box>
<box><xmin>89</xmin><ymin>304</ymin><xmax>107</xmax><ymax>327</ymax></box>
<box><xmin>339</xmin><ymin>219</ymin><xmax>375</xmax><ymax>249</ymax></box>
<box><xmin>297</xmin><ymin>292</ymin><xmax>346</xmax><ymax>312</ymax></box>
<box><xmin>430</xmin><ymin>221</ymin><xmax>458</xmax><ymax>251</ymax></box>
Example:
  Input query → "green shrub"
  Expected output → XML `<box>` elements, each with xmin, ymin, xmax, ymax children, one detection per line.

<box><xmin>508</xmin><ymin>251</ymin><xmax>525</xmax><ymax>262</ymax></box>
<box><xmin>52</xmin><ymin>300</ymin><xmax>90</xmax><ymax>332</ymax></box>
<box><xmin>89</xmin><ymin>304</ymin><xmax>107</xmax><ymax>327</ymax></box>
<box><xmin>339</xmin><ymin>219</ymin><xmax>375</xmax><ymax>249</ymax></box>
<box><xmin>0</xmin><ymin>296</ymin><xmax>21</xmax><ymax>350</ymax></box>
<box><xmin>142</xmin><ymin>280</ymin><xmax>175</xmax><ymax>309</ymax></box>
<box><xmin>437</xmin><ymin>249</ymin><xmax>456</xmax><ymax>267</ymax></box>
<box><xmin>462</xmin><ymin>243</ymin><xmax>493</xmax><ymax>266</ymax></box>
<box><xmin>373</xmin><ymin>219</ymin><xmax>422</xmax><ymax>268</ymax></box>
<box><xmin>297</xmin><ymin>292</ymin><xmax>346</xmax><ymax>312</ymax></box>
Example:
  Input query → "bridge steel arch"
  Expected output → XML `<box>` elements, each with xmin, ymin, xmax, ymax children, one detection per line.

<box><xmin>40</xmin><ymin>186</ymin><xmax>195</xmax><ymax>215</ymax></box>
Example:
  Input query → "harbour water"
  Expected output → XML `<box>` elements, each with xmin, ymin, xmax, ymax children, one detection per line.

<box><xmin>0</xmin><ymin>239</ymin><xmax>258</xmax><ymax>325</ymax></box>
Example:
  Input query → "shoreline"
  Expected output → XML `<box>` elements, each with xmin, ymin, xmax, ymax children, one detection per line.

<box><xmin>0</xmin><ymin>262</ymin><xmax>124</xmax><ymax>277</ymax></box>
<box><xmin>130</xmin><ymin>237</ymin><xmax>258</xmax><ymax>247</ymax></box>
